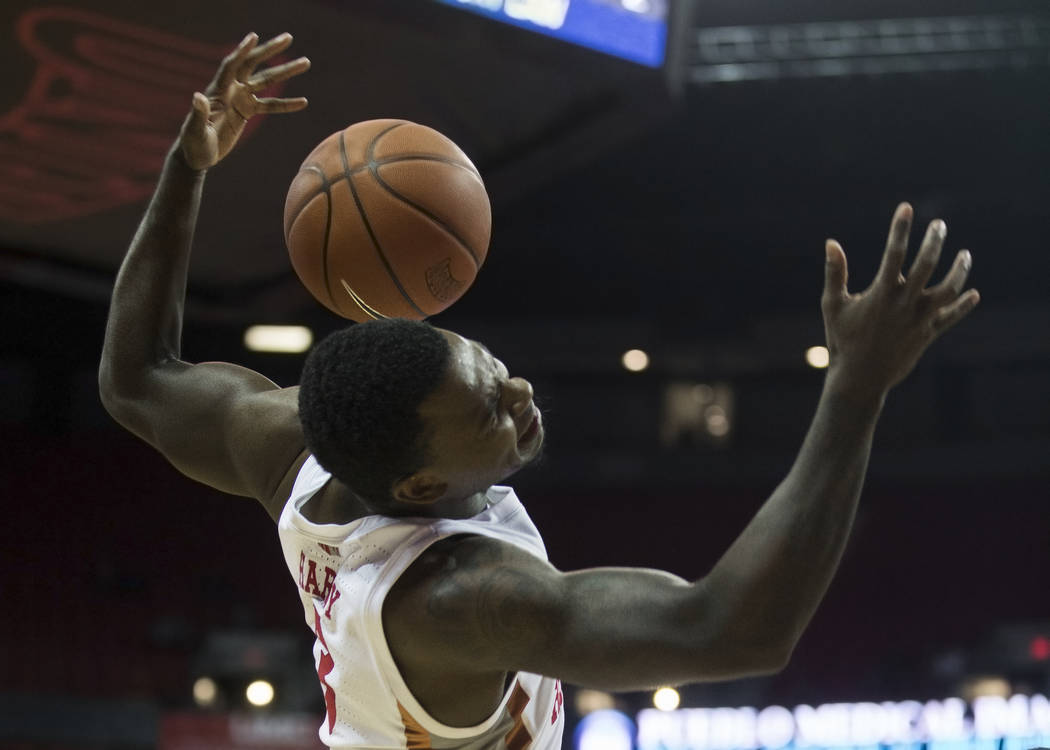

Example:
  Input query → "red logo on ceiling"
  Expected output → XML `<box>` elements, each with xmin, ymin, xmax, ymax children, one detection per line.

<box><xmin>0</xmin><ymin>8</ymin><xmax>276</xmax><ymax>224</ymax></box>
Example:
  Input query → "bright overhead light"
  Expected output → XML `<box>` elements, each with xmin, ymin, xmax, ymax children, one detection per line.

<box><xmin>805</xmin><ymin>345</ymin><xmax>830</xmax><ymax>369</ymax></box>
<box><xmin>653</xmin><ymin>687</ymin><xmax>680</xmax><ymax>711</ymax></box>
<box><xmin>705</xmin><ymin>404</ymin><xmax>730</xmax><ymax>436</ymax></box>
<box><xmin>244</xmin><ymin>325</ymin><xmax>313</xmax><ymax>353</ymax></box>
<box><xmin>622</xmin><ymin>349</ymin><xmax>650</xmax><ymax>372</ymax></box>
<box><xmin>245</xmin><ymin>679</ymin><xmax>275</xmax><ymax>707</ymax></box>
<box><xmin>192</xmin><ymin>676</ymin><xmax>217</xmax><ymax>707</ymax></box>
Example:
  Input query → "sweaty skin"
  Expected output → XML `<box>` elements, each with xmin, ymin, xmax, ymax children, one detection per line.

<box><xmin>99</xmin><ymin>33</ymin><xmax>979</xmax><ymax>729</ymax></box>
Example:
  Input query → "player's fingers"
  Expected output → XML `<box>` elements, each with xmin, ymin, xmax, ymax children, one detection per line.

<box><xmin>931</xmin><ymin>288</ymin><xmax>980</xmax><ymax>336</ymax></box>
<box><xmin>224</xmin><ymin>85</ymin><xmax>256</xmax><ymax>121</ymax></box>
<box><xmin>925</xmin><ymin>249</ymin><xmax>972</xmax><ymax>307</ymax></box>
<box><xmin>177</xmin><ymin>93</ymin><xmax>213</xmax><ymax>170</ymax></box>
<box><xmin>906</xmin><ymin>219</ymin><xmax>947</xmax><ymax>293</ymax></box>
<box><xmin>253</xmin><ymin>96</ymin><xmax>309</xmax><ymax>113</ymax></box>
<box><xmin>875</xmin><ymin>202</ymin><xmax>913</xmax><ymax>287</ymax></box>
<box><xmin>241</xmin><ymin>32</ymin><xmax>295</xmax><ymax>73</ymax></box>
<box><xmin>184</xmin><ymin>92</ymin><xmax>210</xmax><ymax>137</ymax></box>
<box><xmin>245</xmin><ymin>57</ymin><xmax>311</xmax><ymax>92</ymax></box>
<box><xmin>822</xmin><ymin>239</ymin><xmax>849</xmax><ymax>310</ymax></box>
<box><xmin>213</xmin><ymin>32</ymin><xmax>259</xmax><ymax>93</ymax></box>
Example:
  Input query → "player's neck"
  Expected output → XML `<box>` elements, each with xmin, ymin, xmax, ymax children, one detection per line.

<box><xmin>387</xmin><ymin>490</ymin><xmax>489</xmax><ymax>520</ymax></box>
<box><xmin>444</xmin><ymin>490</ymin><xmax>490</xmax><ymax>519</ymax></box>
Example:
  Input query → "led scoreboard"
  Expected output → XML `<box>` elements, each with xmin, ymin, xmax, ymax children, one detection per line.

<box><xmin>433</xmin><ymin>0</ymin><xmax>669</xmax><ymax>67</ymax></box>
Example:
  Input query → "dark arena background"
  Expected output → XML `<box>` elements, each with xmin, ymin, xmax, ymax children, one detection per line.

<box><xmin>1</xmin><ymin>0</ymin><xmax>1049</xmax><ymax>748</ymax></box>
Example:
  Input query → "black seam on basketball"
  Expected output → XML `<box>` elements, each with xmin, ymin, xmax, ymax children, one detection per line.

<box><xmin>289</xmin><ymin>171</ymin><xmax>342</xmax><ymax>223</ymax></box>
<box><xmin>372</xmin><ymin>154</ymin><xmax>482</xmax><ymax>181</ymax></box>
<box><xmin>289</xmin><ymin>156</ymin><xmax>482</xmax><ymax>222</ymax></box>
<box><xmin>340</xmin><ymin>126</ymin><xmax>427</xmax><ymax>319</ymax></box>
<box><xmin>316</xmin><ymin>170</ymin><xmax>338</xmax><ymax>312</ymax></box>
<box><xmin>365</xmin><ymin>125</ymin><xmax>483</xmax><ymax>268</ymax></box>
<box><xmin>286</xmin><ymin>166</ymin><xmax>324</xmax><ymax>245</ymax></box>
<box><xmin>368</xmin><ymin>121</ymin><xmax>408</xmax><ymax>158</ymax></box>
<box><xmin>369</xmin><ymin>167</ymin><xmax>481</xmax><ymax>269</ymax></box>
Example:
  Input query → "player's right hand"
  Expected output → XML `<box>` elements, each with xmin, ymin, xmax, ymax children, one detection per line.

<box><xmin>820</xmin><ymin>202</ymin><xmax>980</xmax><ymax>397</ymax></box>
<box><xmin>178</xmin><ymin>32</ymin><xmax>310</xmax><ymax>171</ymax></box>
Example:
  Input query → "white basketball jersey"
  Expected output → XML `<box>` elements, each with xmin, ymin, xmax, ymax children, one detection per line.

<box><xmin>277</xmin><ymin>456</ymin><xmax>566</xmax><ymax>750</ymax></box>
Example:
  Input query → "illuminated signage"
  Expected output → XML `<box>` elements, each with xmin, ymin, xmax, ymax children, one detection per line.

<box><xmin>576</xmin><ymin>694</ymin><xmax>1050</xmax><ymax>750</ymax></box>
<box><xmin>433</xmin><ymin>0</ymin><xmax>668</xmax><ymax>67</ymax></box>
<box><xmin>637</xmin><ymin>694</ymin><xmax>1050</xmax><ymax>750</ymax></box>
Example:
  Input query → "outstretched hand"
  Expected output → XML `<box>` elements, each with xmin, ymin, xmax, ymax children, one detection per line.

<box><xmin>179</xmin><ymin>32</ymin><xmax>310</xmax><ymax>171</ymax></box>
<box><xmin>821</xmin><ymin>202</ymin><xmax>980</xmax><ymax>396</ymax></box>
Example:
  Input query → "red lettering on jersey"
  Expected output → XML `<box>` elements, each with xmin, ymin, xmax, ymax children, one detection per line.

<box><xmin>304</xmin><ymin>559</ymin><xmax>321</xmax><ymax>595</ymax></box>
<box><xmin>318</xmin><ymin>542</ymin><xmax>340</xmax><ymax>556</ymax></box>
<box><xmin>301</xmin><ymin>555</ymin><xmax>337</xmax><ymax>599</ymax></box>
<box><xmin>551</xmin><ymin>680</ymin><xmax>563</xmax><ymax>724</ymax></box>
<box><xmin>323</xmin><ymin>586</ymin><xmax>341</xmax><ymax>619</ymax></box>
<box><xmin>314</xmin><ymin>606</ymin><xmax>337</xmax><ymax>733</ymax></box>
<box><xmin>320</xmin><ymin>566</ymin><xmax>336</xmax><ymax>600</ymax></box>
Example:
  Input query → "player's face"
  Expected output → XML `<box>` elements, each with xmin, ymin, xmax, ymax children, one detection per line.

<box><xmin>415</xmin><ymin>330</ymin><xmax>544</xmax><ymax>500</ymax></box>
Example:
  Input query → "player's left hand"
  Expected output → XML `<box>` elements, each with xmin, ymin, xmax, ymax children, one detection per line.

<box><xmin>821</xmin><ymin>203</ymin><xmax>980</xmax><ymax>396</ymax></box>
<box><xmin>179</xmin><ymin>32</ymin><xmax>310</xmax><ymax>171</ymax></box>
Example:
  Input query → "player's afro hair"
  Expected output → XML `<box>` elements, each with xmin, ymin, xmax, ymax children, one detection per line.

<box><xmin>298</xmin><ymin>319</ymin><xmax>451</xmax><ymax>511</ymax></box>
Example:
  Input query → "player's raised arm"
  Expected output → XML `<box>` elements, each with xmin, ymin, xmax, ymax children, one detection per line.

<box><xmin>98</xmin><ymin>33</ymin><xmax>311</xmax><ymax>519</ymax></box>
<box><xmin>396</xmin><ymin>204</ymin><xmax>980</xmax><ymax>688</ymax></box>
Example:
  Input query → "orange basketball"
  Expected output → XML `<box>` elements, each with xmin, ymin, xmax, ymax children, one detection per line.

<box><xmin>283</xmin><ymin>120</ymin><xmax>491</xmax><ymax>322</ymax></box>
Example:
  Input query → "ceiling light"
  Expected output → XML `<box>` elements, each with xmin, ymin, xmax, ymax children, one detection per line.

<box><xmin>653</xmin><ymin>687</ymin><xmax>680</xmax><ymax>711</ymax></box>
<box><xmin>244</xmin><ymin>325</ymin><xmax>313</xmax><ymax>353</ymax></box>
<box><xmin>245</xmin><ymin>679</ymin><xmax>275</xmax><ymax>707</ymax></box>
<box><xmin>622</xmin><ymin>349</ymin><xmax>650</xmax><ymax>372</ymax></box>
<box><xmin>805</xmin><ymin>345</ymin><xmax>830</xmax><ymax>369</ymax></box>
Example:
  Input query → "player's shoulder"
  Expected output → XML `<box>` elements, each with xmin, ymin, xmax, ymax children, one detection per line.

<box><xmin>386</xmin><ymin>533</ymin><xmax>563</xmax><ymax>649</ymax></box>
<box><xmin>227</xmin><ymin>385</ymin><xmax>307</xmax><ymax>518</ymax></box>
<box><xmin>384</xmin><ymin>532</ymin><xmax>568</xmax><ymax>680</ymax></box>
<box><xmin>231</xmin><ymin>382</ymin><xmax>301</xmax><ymax>423</ymax></box>
<box><xmin>407</xmin><ymin>533</ymin><xmax>548</xmax><ymax>590</ymax></box>
<box><xmin>392</xmin><ymin>533</ymin><xmax>515</xmax><ymax>606</ymax></box>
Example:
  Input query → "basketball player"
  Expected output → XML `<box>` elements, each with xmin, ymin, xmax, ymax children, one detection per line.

<box><xmin>99</xmin><ymin>33</ymin><xmax>980</xmax><ymax>749</ymax></box>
